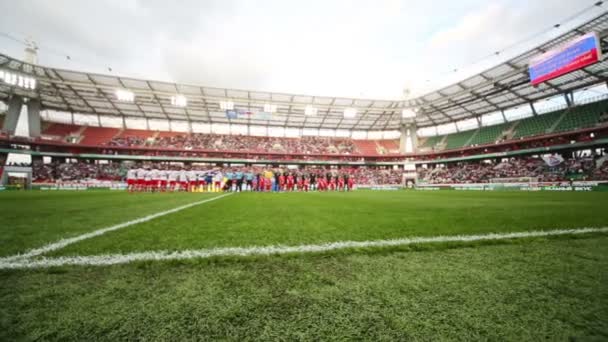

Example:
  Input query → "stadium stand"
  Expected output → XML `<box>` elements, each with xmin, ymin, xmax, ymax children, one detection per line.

<box><xmin>376</xmin><ymin>140</ymin><xmax>400</xmax><ymax>154</ymax></box>
<box><xmin>31</xmin><ymin>161</ymin><xmax>403</xmax><ymax>185</ymax></box>
<box><xmin>109</xmin><ymin>133</ymin><xmax>359</xmax><ymax>155</ymax></box>
<box><xmin>353</xmin><ymin>140</ymin><xmax>380</xmax><ymax>155</ymax></box>
<box><xmin>553</xmin><ymin>100</ymin><xmax>607</xmax><ymax>133</ymax></box>
<box><xmin>444</xmin><ymin>130</ymin><xmax>476</xmax><ymax>150</ymax></box>
<box><xmin>41</xmin><ymin>123</ymin><xmax>82</xmax><ymax>139</ymax></box>
<box><xmin>79</xmin><ymin>127</ymin><xmax>120</xmax><ymax>145</ymax></box>
<box><xmin>468</xmin><ymin>122</ymin><xmax>512</xmax><ymax>146</ymax></box>
<box><xmin>511</xmin><ymin>110</ymin><xmax>565</xmax><ymax>138</ymax></box>
<box><xmin>418</xmin><ymin>154</ymin><xmax>605</xmax><ymax>184</ymax></box>
<box><xmin>418</xmin><ymin>99</ymin><xmax>608</xmax><ymax>151</ymax></box>
<box><xmin>419</xmin><ymin>134</ymin><xmax>445</xmax><ymax>150</ymax></box>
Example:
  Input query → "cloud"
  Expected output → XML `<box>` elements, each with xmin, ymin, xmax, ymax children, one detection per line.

<box><xmin>0</xmin><ymin>0</ymin><xmax>603</xmax><ymax>100</ymax></box>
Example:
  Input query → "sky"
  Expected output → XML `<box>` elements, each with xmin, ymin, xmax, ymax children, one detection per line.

<box><xmin>0</xmin><ymin>0</ymin><xmax>606</xmax><ymax>100</ymax></box>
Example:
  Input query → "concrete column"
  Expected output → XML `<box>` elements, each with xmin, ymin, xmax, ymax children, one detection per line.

<box><xmin>27</xmin><ymin>98</ymin><xmax>41</xmax><ymax>137</ymax></box>
<box><xmin>3</xmin><ymin>96</ymin><xmax>23</xmax><ymax>135</ymax></box>
<box><xmin>399</xmin><ymin>122</ymin><xmax>418</xmax><ymax>154</ymax></box>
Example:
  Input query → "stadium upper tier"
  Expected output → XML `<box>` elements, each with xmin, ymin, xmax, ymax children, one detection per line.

<box><xmin>419</xmin><ymin>98</ymin><xmax>608</xmax><ymax>151</ymax></box>
<box><xmin>10</xmin><ymin>96</ymin><xmax>602</xmax><ymax>157</ymax></box>
<box><xmin>2</xmin><ymin>12</ymin><xmax>608</xmax><ymax>130</ymax></box>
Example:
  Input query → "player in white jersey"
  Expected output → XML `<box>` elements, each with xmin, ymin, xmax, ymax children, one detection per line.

<box><xmin>136</xmin><ymin>168</ymin><xmax>147</xmax><ymax>192</ymax></box>
<box><xmin>197</xmin><ymin>171</ymin><xmax>207</xmax><ymax>192</ymax></box>
<box><xmin>158</xmin><ymin>169</ymin><xmax>168</xmax><ymax>192</ymax></box>
<box><xmin>126</xmin><ymin>168</ymin><xmax>137</xmax><ymax>192</ymax></box>
<box><xmin>187</xmin><ymin>169</ymin><xmax>197</xmax><ymax>192</ymax></box>
<box><xmin>213</xmin><ymin>170</ymin><xmax>223</xmax><ymax>192</ymax></box>
<box><xmin>144</xmin><ymin>168</ymin><xmax>153</xmax><ymax>192</ymax></box>
<box><xmin>179</xmin><ymin>169</ymin><xmax>188</xmax><ymax>192</ymax></box>
<box><xmin>151</xmin><ymin>168</ymin><xmax>161</xmax><ymax>192</ymax></box>
<box><xmin>168</xmin><ymin>170</ymin><xmax>179</xmax><ymax>192</ymax></box>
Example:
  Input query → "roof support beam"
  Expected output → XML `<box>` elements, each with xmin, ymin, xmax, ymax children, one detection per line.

<box><xmin>529</xmin><ymin>102</ymin><xmax>537</xmax><ymax>116</ymax></box>
<box><xmin>564</xmin><ymin>92</ymin><xmax>572</xmax><ymax>107</ymax></box>
<box><xmin>117</xmin><ymin>77</ymin><xmax>146</xmax><ymax>118</ymax></box>
<box><xmin>318</xmin><ymin>98</ymin><xmax>336</xmax><ymax>129</ymax></box>
<box><xmin>148</xmin><ymin>81</ymin><xmax>169</xmax><ymax>120</ymax></box>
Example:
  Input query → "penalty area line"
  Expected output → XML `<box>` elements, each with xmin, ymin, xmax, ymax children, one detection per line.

<box><xmin>1</xmin><ymin>226</ymin><xmax>606</xmax><ymax>270</ymax></box>
<box><xmin>0</xmin><ymin>192</ymin><xmax>234</xmax><ymax>262</ymax></box>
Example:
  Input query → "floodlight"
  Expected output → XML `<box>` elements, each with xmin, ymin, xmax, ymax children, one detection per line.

<box><xmin>0</xmin><ymin>70</ymin><xmax>36</xmax><ymax>89</ymax></box>
<box><xmin>402</xmin><ymin>108</ymin><xmax>417</xmax><ymax>118</ymax></box>
<box><xmin>305</xmin><ymin>105</ymin><xmax>317</xmax><ymax>116</ymax></box>
<box><xmin>344</xmin><ymin>107</ymin><xmax>357</xmax><ymax>118</ymax></box>
<box><xmin>220</xmin><ymin>101</ymin><xmax>234</xmax><ymax>110</ymax></box>
<box><xmin>264</xmin><ymin>103</ymin><xmax>277</xmax><ymax>113</ymax></box>
<box><xmin>171</xmin><ymin>95</ymin><xmax>187</xmax><ymax>107</ymax></box>
<box><xmin>115</xmin><ymin>89</ymin><xmax>135</xmax><ymax>102</ymax></box>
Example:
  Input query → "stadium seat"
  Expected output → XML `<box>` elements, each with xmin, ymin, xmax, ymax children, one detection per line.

<box><xmin>353</xmin><ymin>140</ymin><xmax>379</xmax><ymax>155</ymax></box>
<box><xmin>444</xmin><ymin>130</ymin><xmax>476</xmax><ymax>150</ymax></box>
<box><xmin>512</xmin><ymin>110</ymin><xmax>564</xmax><ymax>138</ymax></box>
<box><xmin>42</xmin><ymin>123</ymin><xmax>82</xmax><ymax>139</ymax></box>
<box><xmin>468</xmin><ymin>122</ymin><xmax>512</xmax><ymax>146</ymax></box>
<box><xmin>553</xmin><ymin>100</ymin><xmax>608</xmax><ymax>133</ymax></box>
<box><xmin>79</xmin><ymin>127</ymin><xmax>120</xmax><ymax>145</ymax></box>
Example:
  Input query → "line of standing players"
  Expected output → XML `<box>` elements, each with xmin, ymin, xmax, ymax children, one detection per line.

<box><xmin>126</xmin><ymin>167</ymin><xmax>355</xmax><ymax>193</ymax></box>
<box><xmin>226</xmin><ymin>169</ymin><xmax>355</xmax><ymax>192</ymax></box>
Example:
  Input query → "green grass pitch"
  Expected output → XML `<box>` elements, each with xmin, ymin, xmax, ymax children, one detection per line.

<box><xmin>1</xmin><ymin>190</ymin><xmax>607</xmax><ymax>340</ymax></box>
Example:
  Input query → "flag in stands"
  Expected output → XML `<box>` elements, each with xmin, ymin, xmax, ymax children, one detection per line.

<box><xmin>541</xmin><ymin>154</ymin><xmax>565</xmax><ymax>167</ymax></box>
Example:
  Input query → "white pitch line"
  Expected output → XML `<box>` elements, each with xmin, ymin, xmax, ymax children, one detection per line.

<box><xmin>1</xmin><ymin>227</ymin><xmax>606</xmax><ymax>270</ymax></box>
<box><xmin>0</xmin><ymin>192</ymin><xmax>234</xmax><ymax>262</ymax></box>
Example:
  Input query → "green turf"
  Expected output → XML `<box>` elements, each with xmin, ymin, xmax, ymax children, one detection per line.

<box><xmin>0</xmin><ymin>191</ymin><xmax>218</xmax><ymax>257</ymax></box>
<box><xmin>1</xmin><ymin>236</ymin><xmax>607</xmax><ymax>341</ymax></box>
<box><xmin>48</xmin><ymin>191</ymin><xmax>608</xmax><ymax>256</ymax></box>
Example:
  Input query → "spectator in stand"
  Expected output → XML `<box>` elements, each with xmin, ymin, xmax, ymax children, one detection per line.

<box><xmin>32</xmin><ymin>162</ymin><xmax>404</xmax><ymax>189</ymax></box>
<box><xmin>106</xmin><ymin>133</ymin><xmax>358</xmax><ymax>155</ymax></box>
<box><xmin>418</xmin><ymin>154</ymin><xmax>605</xmax><ymax>184</ymax></box>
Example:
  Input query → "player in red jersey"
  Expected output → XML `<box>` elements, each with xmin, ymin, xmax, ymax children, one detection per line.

<box><xmin>278</xmin><ymin>173</ymin><xmax>286</xmax><ymax>191</ymax></box>
<box><xmin>328</xmin><ymin>176</ymin><xmax>336</xmax><ymax>191</ymax></box>
<box><xmin>297</xmin><ymin>174</ymin><xmax>304</xmax><ymax>191</ymax></box>
<box><xmin>337</xmin><ymin>175</ymin><xmax>345</xmax><ymax>191</ymax></box>
<box><xmin>303</xmin><ymin>175</ymin><xmax>310</xmax><ymax>192</ymax></box>
<box><xmin>346</xmin><ymin>174</ymin><xmax>354</xmax><ymax>191</ymax></box>
<box><xmin>286</xmin><ymin>173</ymin><xmax>295</xmax><ymax>191</ymax></box>
<box><xmin>318</xmin><ymin>176</ymin><xmax>326</xmax><ymax>191</ymax></box>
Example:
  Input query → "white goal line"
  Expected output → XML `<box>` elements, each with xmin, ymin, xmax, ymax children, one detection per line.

<box><xmin>0</xmin><ymin>192</ymin><xmax>234</xmax><ymax>262</ymax></box>
<box><xmin>1</xmin><ymin>227</ymin><xmax>606</xmax><ymax>270</ymax></box>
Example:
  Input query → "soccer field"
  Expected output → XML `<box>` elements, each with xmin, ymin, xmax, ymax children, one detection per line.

<box><xmin>1</xmin><ymin>190</ymin><xmax>608</xmax><ymax>340</ymax></box>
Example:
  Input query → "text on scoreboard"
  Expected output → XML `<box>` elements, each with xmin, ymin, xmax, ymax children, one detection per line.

<box><xmin>528</xmin><ymin>32</ymin><xmax>602</xmax><ymax>85</ymax></box>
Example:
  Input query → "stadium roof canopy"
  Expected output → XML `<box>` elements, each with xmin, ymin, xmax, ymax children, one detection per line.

<box><xmin>1</xmin><ymin>11</ymin><xmax>608</xmax><ymax>130</ymax></box>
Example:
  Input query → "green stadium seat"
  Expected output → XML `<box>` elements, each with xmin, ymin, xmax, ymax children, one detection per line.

<box><xmin>444</xmin><ymin>130</ymin><xmax>475</xmax><ymax>149</ymax></box>
<box><xmin>512</xmin><ymin>110</ymin><xmax>564</xmax><ymax>138</ymax></box>
<box><xmin>468</xmin><ymin>122</ymin><xmax>511</xmax><ymax>146</ymax></box>
<box><xmin>553</xmin><ymin>100</ymin><xmax>608</xmax><ymax>133</ymax></box>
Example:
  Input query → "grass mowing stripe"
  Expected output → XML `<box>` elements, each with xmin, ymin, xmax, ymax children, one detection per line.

<box><xmin>2</xmin><ymin>226</ymin><xmax>606</xmax><ymax>269</ymax></box>
<box><xmin>0</xmin><ymin>193</ymin><xmax>233</xmax><ymax>262</ymax></box>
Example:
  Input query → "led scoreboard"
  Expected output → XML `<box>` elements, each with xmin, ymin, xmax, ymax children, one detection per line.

<box><xmin>529</xmin><ymin>32</ymin><xmax>602</xmax><ymax>85</ymax></box>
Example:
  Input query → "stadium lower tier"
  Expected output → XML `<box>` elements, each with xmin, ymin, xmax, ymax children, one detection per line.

<box><xmin>31</xmin><ymin>163</ymin><xmax>403</xmax><ymax>187</ymax></box>
<box><xmin>24</xmin><ymin>151</ymin><xmax>608</xmax><ymax>187</ymax></box>
<box><xmin>418</xmin><ymin>154</ymin><xmax>608</xmax><ymax>184</ymax></box>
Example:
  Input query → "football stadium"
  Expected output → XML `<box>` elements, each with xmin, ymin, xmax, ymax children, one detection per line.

<box><xmin>1</xmin><ymin>1</ymin><xmax>608</xmax><ymax>340</ymax></box>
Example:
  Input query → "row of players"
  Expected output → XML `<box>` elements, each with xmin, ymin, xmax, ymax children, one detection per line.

<box><xmin>126</xmin><ymin>167</ymin><xmax>356</xmax><ymax>192</ymax></box>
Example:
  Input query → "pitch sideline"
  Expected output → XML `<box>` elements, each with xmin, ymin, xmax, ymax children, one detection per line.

<box><xmin>1</xmin><ymin>226</ymin><xmax>606</xmax><ymax>269</ymax></box>
<box><xmin>0</xmin><ymin>192</ymin><xmax>234</xmax><ymax>262</ymax></box>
